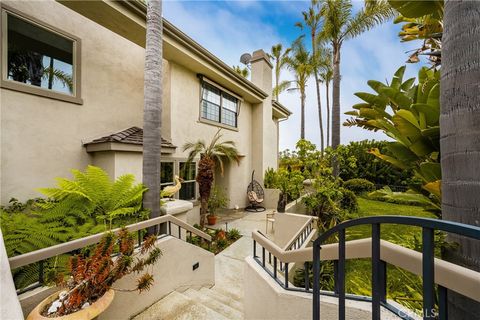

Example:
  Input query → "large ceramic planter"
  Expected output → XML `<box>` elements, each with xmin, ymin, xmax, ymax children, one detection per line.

<box><xmin>27</xmin><ymin>289</ymin><xmax>115</xmax><ymax>320</ymax></box>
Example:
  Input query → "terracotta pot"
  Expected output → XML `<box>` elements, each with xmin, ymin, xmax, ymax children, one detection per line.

<box><xmin>27</xmin><ymin>289</ymin><xmax>115</xmax><ymax>320</ymax></box>
<box><xmin>207</xmin><ymin>215</ymin><xmax>217</xmax><ymax>225</ymax></box>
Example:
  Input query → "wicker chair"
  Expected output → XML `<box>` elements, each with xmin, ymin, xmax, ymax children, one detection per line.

<box><xmin>245</xmin><ymin>171</ymin><xmax>265</xmax><ymax>212</ymax></box>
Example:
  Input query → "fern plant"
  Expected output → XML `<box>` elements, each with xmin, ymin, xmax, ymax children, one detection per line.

<box><xmin>38</xmin><ymin>166</ymin><xmax>148</xmax><ymax>228</ymax></box>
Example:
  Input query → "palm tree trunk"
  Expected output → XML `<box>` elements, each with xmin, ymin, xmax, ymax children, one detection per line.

<box><xmin>332</xmin><ymin>42</ymin><xmax>341</xmax><ymax>176</ymax></box>
<box><xmin>142</xmin><ymin>0</ymin><xmax>163</xmax><ymax>226</ymax></box>
<box><xmin>300</xmin><ymin>91</ymin><xmax>306</xmax><ymax>140</ymax></box>
<box><xmin>275</xmin><ymin>64</ymin><xmax>280</xmax><ymax>101</ymax></box>
<box><xmin>312</xmin><ymin>34</ymin><xmax>324</xmax><ymax>153</ymax></box>
<box><xmin>326</xmin><ymin>81</ymin><xmax>330</xmax><ymax>147</ymax></box>
<box><xmin>441</xmin><ymin>1</ymin><xmax>480</xmax><ymax>318</ymax></box>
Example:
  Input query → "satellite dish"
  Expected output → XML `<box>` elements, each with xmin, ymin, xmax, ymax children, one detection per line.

<box><xmin>240</xmin><ymin>53</ymin><xmax>252</xmax><ymax>66</ymax></box>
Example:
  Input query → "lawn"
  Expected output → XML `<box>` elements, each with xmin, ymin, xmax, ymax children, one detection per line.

<box><xmin>343</xmin><ymin>198</ymin><xmax>438</xmax><ymax>312</ymax></box>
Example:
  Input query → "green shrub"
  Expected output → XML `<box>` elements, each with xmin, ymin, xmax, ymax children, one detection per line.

<box><xmin>339</xmin><ymin>188</ymin><xmax>358</xmax><ymax>213</ymax></box>
<box><xmin>227</xmin><ymin>228</ymin><xmax>241</xmax><ymax>240</ymax></box>
<box><xmin>264</xmin><ymin>168</ymin><xmax>277</xmax><ymax>188</ymax></box>
<box><xmin>208</xmin><ymin>187</ymin><xmax>229</xmax><ymax>216</ymax></box>
<box><xmin>343</xmin><ymin>178</ymin><xmax>375</xmax><ymax>195</ymax></box>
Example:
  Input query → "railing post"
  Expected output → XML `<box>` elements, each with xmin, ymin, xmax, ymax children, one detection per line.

<box><xmin>372</xmin><ymin>223</ymin><xmax>381</xmax><ymax>320</ymax></box>
<box><xmin>253</xmin><ymin>240</ymin><xmax>257</xmax><ymax>258</ymax></box>
<box><xmin>338</xmin><ymin>229</ymin><xmax>346</xmax><ymax>320</ymax></box>
<box><xmin>312</xmin><ymin>243</ymin><xmax>321</xmax><ymax>320</ymax></box>
<box><xmin>379</xmin><ymin>260</ymin><xmax>387</xmax><ymax>303</ymax></box>
<box><xmin>285</xmin><ymin>263</ymin><xmax>289</xmax><ymax>288</ymax></box>
<box><xmin>273</xmin><ymin>256</ymin><xmax>277</xmax><ymax>278</ymax></box>
<box><xmin>262</xmin><ymin>247</ymin><xmax>266</xmax><ymax>267</ymax></box>
<box><xmin>38</xmin><ymin>260</ymin><xmax>44</xmax><ymax>285</ymax></box>
<box><xmin>304</xmin><ymin>262</ymin><xmax>310</xmax><ymax>291</ymax></box>
<box><xmin>178</xmin><ymin>225</ymin><xmax>181</xmax><ymax>239</ymax></box>
<box><xmin>438</xmin><ymin>285</ymin><xmax>448</xmax><ymax>320</ymax></box>
<box><xmin>422</xmin><ymin>227</ymin><xmax>435</xmax><ymax>320</ymax></box>
<box><xmin>168</xmin><ymin>221</ymin><xmax>172</xmax><ymax>235</ymax></box>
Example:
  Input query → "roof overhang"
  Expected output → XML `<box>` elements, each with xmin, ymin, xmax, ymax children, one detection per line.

<box><xmin>57</xmin><ymin>0</ymin><xmax>268</xmax><ymax>104</ymax></box>
<box><xmin>272</xmin><ymin>100</ymin><xmax>292</xmax><ymax>119</ymax></box>
<box><xmin>85</xmin><ymin>142</ymin><xmax>176</xmax><ymax>154</ymax></box>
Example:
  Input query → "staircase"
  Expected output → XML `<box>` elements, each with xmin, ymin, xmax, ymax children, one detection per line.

<box><xmin>133</xmin><ymin>286</ymin><xmax>244</xmax><ymax>320</ymax></box>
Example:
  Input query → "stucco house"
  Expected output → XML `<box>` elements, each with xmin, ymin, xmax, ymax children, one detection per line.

<box><xmin>0</xmin><ymin>0</ymin><xmax>291</xmax><ymax>209</ymax></box>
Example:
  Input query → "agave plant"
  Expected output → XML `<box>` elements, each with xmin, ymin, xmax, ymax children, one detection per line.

<box><xmin>344</xmin><ymin>66</ymin><xmax>441</xmax><ymax>214</ymax></box>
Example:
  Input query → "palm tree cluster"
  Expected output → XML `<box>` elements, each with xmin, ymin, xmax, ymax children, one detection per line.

<box><xmin>269</xmin><ymin>0</ymin><xmax>393</xmax><ymax>162</ymax></box>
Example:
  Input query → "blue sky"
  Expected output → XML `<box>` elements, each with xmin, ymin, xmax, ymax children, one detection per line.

<box><xmin>163</xmin><ymin>0</ymin><xmax>423</xmax><ymax>151</ymax></box>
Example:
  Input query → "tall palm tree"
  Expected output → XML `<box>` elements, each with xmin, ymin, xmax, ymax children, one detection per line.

<box><xmin>441</xmin><ymin>1</ymin><xmax>480</xmax><ymax>318</ymax></box>
<box><xmin>318</xmin><ymin>51</ymin><xmax>332</xmax><ymax>147</ymax></box>
<box><xmin>319</xmin><ymin>0</ymin><xmax>393</xmax><ymax>174</ymax></box>
<box><xmin>183</xmin><ymin>130</ymin><xmax>240</xmax><ymax>227</ymax></box>
<box><xmin>296</xmin><ymin>0</ymin><xmax>325</xmax><ymax>153</ymax></box>
<box><xmin>142</xmin><ymin>0</ymin><xmax>163</xmax><ymax>223</ymax></box>
<box><xmin>286</xmin><ymin>38</ymin><xmax>314</xmax><ymax>140</ymax></box>
<box><xmin>268</xmin><ymin>44</ymin><xmax>291</xmax><ymax>102</ymax></box>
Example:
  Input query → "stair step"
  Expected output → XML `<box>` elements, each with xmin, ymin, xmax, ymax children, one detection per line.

<box><xmin>198</xmin><ymin>287</ymin><xmax>243</xmax><ymax>312</ymax></box>
<box><xmin>133</xmin><ymin>291</ymin><xmax>229</xmax><ymax>320</ymax></box>
<box><xmin>211</xmin><ymin>286</ymin><xmax>243</xmax><ymax>302</ymax></box>
<box><xmin>184</xmin><ymin>288</ymin><xmax>243</xmax><ymax>319</ymax></box>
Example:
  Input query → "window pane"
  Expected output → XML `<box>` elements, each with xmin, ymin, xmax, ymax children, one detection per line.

<box><xmin>180</xmin><ymin>162</ymin><xmax>196</xmax><ymax>181</ymax></box>
<box><xmin>222</xmin><ymin>93</ymin><xmax>237</xmax><ymax>112</ymax></box>
<box><xmin>6</xmin><ymin>14</ymin><xmax>74</xmax><ymax>95</ymax></box>
<box><xmin>179</xmin><ymin>182</ymin><xmax>196</xmax><ymax>201</ymax></box>
<box><xmin>202</xmin><ymin>100</ymin><xmax>220</xmax><ymax>122</ymax></box>
<box><xmin>202</xmin><ymin>83</ymin><xmax>220</xmax><ymax>105</ymax></box>
<box><xmin>221</xmin><ymin>108</ymin><xmax>237</xmax><ymax>127</ymax></box>
<box><xmin>161</xmin><ymin>162</ymin><xmax>174</xmax><ymax>184</ymax></box>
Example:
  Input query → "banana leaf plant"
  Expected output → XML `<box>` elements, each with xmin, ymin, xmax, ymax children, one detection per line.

<box><xmin>344</xmin><ymin>66</ymin><xmax>441</xmax><ymax>215</ymax></box>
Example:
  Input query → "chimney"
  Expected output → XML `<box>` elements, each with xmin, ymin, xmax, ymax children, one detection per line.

<box><xmin>249</xmin><ymin>49</ymin><xmax>277</xmax><ymax>184</ymax></box>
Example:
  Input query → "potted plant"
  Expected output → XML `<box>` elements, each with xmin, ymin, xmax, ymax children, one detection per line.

<box><xmin>207</xmin><ymin>187</ymin><xmax>229</xmax><ymax>225</ymax></box>
<box><xmin>27</xmin><ymin>228</ymin><xmax>161</xmax><ymax>320</ymax></box>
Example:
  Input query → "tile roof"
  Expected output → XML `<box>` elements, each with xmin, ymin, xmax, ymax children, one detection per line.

<box><xmin>84</xmin><ymin>127</ymin><xmax>175</xmax><ymax>148</ymax></box>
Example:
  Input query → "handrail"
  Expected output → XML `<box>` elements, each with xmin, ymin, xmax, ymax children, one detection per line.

<box><xmin>311</xmin><ymin>216</ymin><xmax>480</xmax><ymax>320</ymax></box>
<box><xmin>252</xmin><ymin>230</ymin><xmax>480</xmax><ymax>302</ymax></box>
<box><xmin>9</xmin><ymin>214</ymin><xmax>211</xmax><ymax>270</ymax></box>
<box><xmin>282</xmin><ymin>215</ymin><xmax>315</xmax><ymax>251</ymax></box>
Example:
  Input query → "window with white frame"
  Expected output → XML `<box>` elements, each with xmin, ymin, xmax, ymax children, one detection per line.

<box><xmin>160</xmin><ymin>160</ymin><xmax>197</xmax><ymax>201</ymax></box>
<box><xmin>201</xmin><ymin>82</ymin><xmax>239</xmax><ymax>128</ymax></box>
<box><xmin>1</xmin><ymin>8</ymin><xmax>80</xmax><ymax>101</ymax></box>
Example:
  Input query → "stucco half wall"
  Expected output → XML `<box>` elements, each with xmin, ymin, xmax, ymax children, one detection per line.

<box><xmin>18</xmin><ymin>236</ymin><xmax>215</xmax><ymax>319</ymax></box>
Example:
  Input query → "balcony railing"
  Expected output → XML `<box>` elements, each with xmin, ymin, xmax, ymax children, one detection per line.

<box><xmin>252</xmin><ymin>215</ymin><xmax>480</xmax><ymax>320</ymax></box>
<box><xmin>9</xmin><ymin>214</ymin><xmax>212</xmax><ymax>294</ymax></box>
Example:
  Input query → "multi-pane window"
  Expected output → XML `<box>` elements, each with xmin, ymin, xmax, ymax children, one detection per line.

<box><xmin>179</xmin><ymin>162</ymin><xmax>196</xmax><ymax>201</ymax></box>
<box><xmin>3</xmin><ymin>11</ymin><xmax>76</xmax><ymax>96</ymax></box>
<box><xmin>160</xmin><ymin>161</ymin><xmax>197</xmax><ymax>201</ymax></box>
<box><xmin>201</xmin><ymin>82</ymin><xmax>238</xmax><ymax>128</ymax></box>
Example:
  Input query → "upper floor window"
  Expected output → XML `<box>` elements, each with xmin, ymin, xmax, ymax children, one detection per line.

<box><xmin>201</xmin><ymin>82</ymin><xmax>239</xmax><ymax>128</ymax></box>
<box><xmin>1</xmin><ymin>8</ymin><xmax>82</xmax><ymax>103</ymax></box>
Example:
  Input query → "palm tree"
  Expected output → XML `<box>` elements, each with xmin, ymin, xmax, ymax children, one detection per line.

<box><xmin>319</xmin><ymin>0</ymin><xmax>393</xmax><ymax>174</ymax></box>
<box><xmin>286</xmin><ymin>38</ymin><xmax>314</xmax><ymax>140</ymax></box>
<box><xmin>268</xmin><ymin>44</ymin><xmax>291</xmax><ymax>102</ymax></box>
<box><xmin>183</xmin><ymin>130</ymin><xmax>240</xmax><ymax>227</ymax></box>
<box><xmin>296</xmin><ymin>0</ymin><xmax>325</xmax><ymax>152</ymax></box>
<box><xmin>318</xmin><ymin>51</ymin><xmax>332</xmax><ymax>147</ymax></box>
<box><xmin>232</xmin><ymin>65</ymin><xmax>249</xmax><ymax>78</ymax></box>
<box><xmin>142</xmin><ymin>0</ymin><xmax>163</xmax><ymax>223</ymax></box>
<box><xmin>441</xmin><ymin>1</ymin><xmax>480</xmax><ymax>318</ymax></box>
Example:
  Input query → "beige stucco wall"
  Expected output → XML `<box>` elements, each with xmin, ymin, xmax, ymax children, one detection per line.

<box><xmin>0</xmin><ymin>0</ymin><xmax>145</xmax><ymax>203</ymax></box>
<box><xmin>244</xmin><ymin>256</ymin><xmax>400</xmax><ymax>320</ymax></box>
<box><xmin>273</xmin><ymin>212</ymin><xmax>311</xmax><ymax>249</ymax></box>
<box><xmin>0</xmin><ymin>1</ymin><xmax>280</xmax><ymax>208</ymax></box>
<box><xmin>18</xmin><ymin>236</ymin><xmax>215</xmax><ymax>319</ymax></box>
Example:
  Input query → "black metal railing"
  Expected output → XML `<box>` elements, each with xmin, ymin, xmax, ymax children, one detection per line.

<box><xmin>9</xmin><ymin>215</ymin><xmax>211</xmax><ymax>295</ymax></box>
<box><xmin>284</xmin><ymin>218</ymin><xmax>315</xmax><ymax>251</ymax></box>
<box><xmin>311</xmin><ymin>216</ymin><xmax>480</xmax><ymax>320</ymax></box>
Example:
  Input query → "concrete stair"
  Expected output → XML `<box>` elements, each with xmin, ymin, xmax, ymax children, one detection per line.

<box><xmin>133</xmin><ymin>286</ymin><xmax>244</xmax><ymax>320</ymax></box>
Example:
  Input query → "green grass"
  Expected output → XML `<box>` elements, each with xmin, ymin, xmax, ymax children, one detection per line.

<box><xmin>342</xmin><ymin>198</ymin><xmax>438</xmax><ymax>312</ymax></box>
<box><xmin>346</xmin><ymin>197</ymin><xmax>436</xmax><ymax>243</ymax></box>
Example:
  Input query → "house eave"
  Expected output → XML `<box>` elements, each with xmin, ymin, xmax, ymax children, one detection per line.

<box><xmin>85</xmin><ymin>142</ymin><xmax>176</xmax><ymax>154</ymax></box>
<box><xmin>272</xmin><ymin>100</ymin><xmax>292</xmax><ymax>119</ymax></box>
<box><xmin>57</xmin><ymin>0</ymin><xmax>268</xmax><ymax>104</ymax></box>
